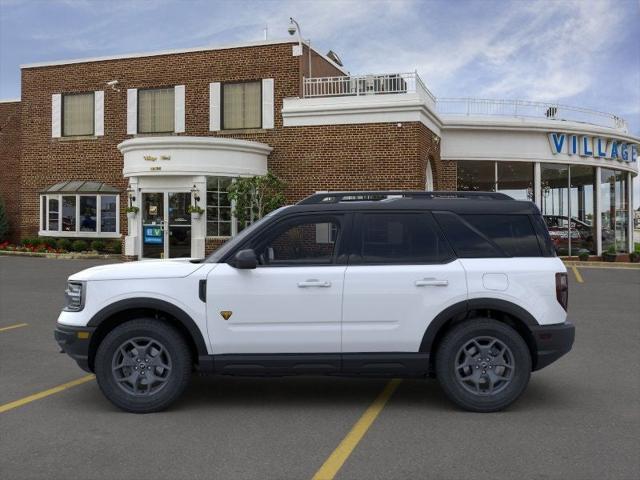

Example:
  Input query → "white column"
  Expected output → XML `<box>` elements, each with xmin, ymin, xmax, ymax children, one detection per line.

<box><xmin>628</xmin><ymin>171</ymin><xmax>633</xmax><ymax>253</ymax></box>
<box><xmin>124</xmin><ymin>177</ymin><xmax>140</xmax><ymax>258</ymax></box>
<box><xmin>595</xmin><ymin>167</ymin><xmax>602</xmax><ymax>256</ymax></box>
<box><xmin>534</xmin><ymin>162</ymin><xmax>541</xmax><ymax>209</ymax></box>
<box><xmin>191</xmin><ymin>175</ymin><xmax>207</xmax><ymax>259</ymax></box>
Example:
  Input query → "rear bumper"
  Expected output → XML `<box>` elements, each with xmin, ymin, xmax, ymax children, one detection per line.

<box><xmin>54</xmin><ymin>324</ymin><xmax>95</xmax><ymax>373</ymax></box>
<box><xmin>530</xmin><ymin>320</ymin><xmax>575</xmax><ymax>371</ymax></box>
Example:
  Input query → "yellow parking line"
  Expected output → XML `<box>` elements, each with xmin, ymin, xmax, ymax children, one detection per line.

<box><xmin>0</xmin><ymin>323</ymin><xmax>28</xmax><ymax>333</ymax></box>
<box><xmin>571</xmin><ymin>265</ymin><xmax>584</xmax><ymax>283</ymax></box>
<box><xmin>312</xmin><ymin>379</ymin><xmax>401</xmax><ymax>480</ymax></box>
<box><xmin>0</xmin><ymin>375</ymin><xmax>95</xmax><ymax>414</ymax></box>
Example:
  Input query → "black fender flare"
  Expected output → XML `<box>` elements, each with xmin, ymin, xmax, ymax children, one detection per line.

<box><xmin>87</xmin><ymin>298</ymin><xmax>208</xmax><ymax>356</ymax></box>
<box><xmin>419</xmin><ymin>298</ymin><xmax>538</xmax><ymax>353</ymax></box>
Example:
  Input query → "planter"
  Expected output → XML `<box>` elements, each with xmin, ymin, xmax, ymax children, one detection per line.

<box><xmin>603</xmin><ymin>253</ymin><xmax>619</xmax><ymax>262</ymax></box>
<box><xmin>127</xmin><ymin>212</ymin><xmax>137</xmax><ymax>222</ymax></box>
<box><xmin>191</xmin><ymin>212</ymin><xmax>202</xmax><ymax>221</ymax></box>
<box><xmin>629</xmin><ymin>253</ymin><xmax>640</xmax><ymax>263</ymax></box>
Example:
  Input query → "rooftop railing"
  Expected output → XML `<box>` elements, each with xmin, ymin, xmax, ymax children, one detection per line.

<box><xmin>303</xmin><ymin>72</ymin><xmax>436</xmax><ymax>103</ymax></box>
<box><xmin>301</xmin><ymin>74</ymin><xmax>627</xmax><ymax>131</ymax></box>
<box><xmin>436</xmin><ymin>98</ymin><xmax>628</xmax><ymax>131</ymax></box>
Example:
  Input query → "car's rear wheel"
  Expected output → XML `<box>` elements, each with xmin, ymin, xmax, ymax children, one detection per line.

<box><xmin>95</xmin><ymin>319</ymin><xmax>192</xmax><ymax>413</ymax></box>
<box><xmin>435</xmin><ymin>318</ymin><xmax>531</xmax><ymax>412</ymax></box>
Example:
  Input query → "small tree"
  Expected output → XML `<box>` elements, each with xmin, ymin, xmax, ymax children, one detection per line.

<box><xmin>0</xmin><ymin>197</ymin><xmax>9</xmax><ymax>242</ymax></box>
<box><xmin>227</xmin><ymin>172</ymin><xmax>286</xmax><ymax>226</ymax></box>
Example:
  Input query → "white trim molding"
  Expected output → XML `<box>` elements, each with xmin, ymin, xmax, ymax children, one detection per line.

<box><xmin>118</xmin><ymin>136</ymin><xmax>272</xmax><ymax>178</ymax></box>
<box><xmin>262</xmin><ymin>78</ymin><xmax>275</xmax><ymax>129</ymax></box>
<box><xmin>51</xmin><ymin>94</ymin><xmax>61</xmax><ymax>138</ymax></box>
<box><xmin>174</xmin><ymin>85</ymin><xmax>186</xmax><ymax>133</ymax></box>
<box><xmin>209</xmin><ymin>82</ymin><xmax>221</xmax><ymax>131</ymax></box>
<box><xmin>126</xmin><ymin>89</ymin><xmax>137</xmax><ymax>135</ymax></box>
<box><xmin>94</xmin><ymin>90</ymin><xmax>104</xmax><ymax>136</ymax></box>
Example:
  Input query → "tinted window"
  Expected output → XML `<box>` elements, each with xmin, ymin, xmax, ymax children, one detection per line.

<box><xmin>462</xmin><ymin>215</ymin><xmax>541</xmax><ymax>257</ymax></box>
<box><xmin>531</xmin><ymin>214</ymin><xmax>556</xmax><ymax>257</ymax></box>
<box><xmin>433</xmin><ymin>211</ymin><xmax>502</xmax><ymax>258</ymax></box>
<box><xmin>256</xmin><ymin>218</ymin><xmax>341</xmax><ymax>266</ymax></box>
<box><xmin>355</xmin><ymin>213</ymin><xmax>453</xmax><ymax>264</ymax></box>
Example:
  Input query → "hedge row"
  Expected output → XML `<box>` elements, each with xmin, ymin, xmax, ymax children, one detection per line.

<box><xmin>18</xmin><ymin>237</ymin><xmax>122</xmax><ymax>254</ymax></box>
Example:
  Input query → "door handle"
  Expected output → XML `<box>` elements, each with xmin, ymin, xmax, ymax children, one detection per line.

<box><xmin>297</xmin><ymin>279</ymin><xmax>332</xmax><ymax>288</ymax></box>
<box><xmin>415</xmin><ymin>278</ymin><xmax>449</xmax><ymax>287</ymax></box>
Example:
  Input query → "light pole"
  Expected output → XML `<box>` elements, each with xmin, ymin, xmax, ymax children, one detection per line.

<box><xmin>288</xmin><ymin>17</ymin><xmax>311</xmax><ymax>78</ymax></box>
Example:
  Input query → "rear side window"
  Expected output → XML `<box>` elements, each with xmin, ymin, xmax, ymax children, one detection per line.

<box><xmin>433</xmin><ymin>211</ymin><xmax>503</xmax><ymax>258</ymax></box>
<box><xmin>530</xmin><ymin>214</ymin><xmax>557</xmax><ymax>257</ymax></box>
<box><xmin>354</xmin><ymin>213</ymin><xmax>454</xmax><ymax>264</ymax></box>
<box><xmin>461</xmin><ymin>215</ymin><xmax>541</xmax><ymax>257</ymax></box>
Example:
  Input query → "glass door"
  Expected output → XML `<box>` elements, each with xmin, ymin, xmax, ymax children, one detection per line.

<box><xmin>167</xmin><ymin>192</ymin><xmax>191</xmax><ymax>258</ymax></box>
<box><xmin>141</xmin><ymin>193</ymin><xmax>165</xmax><ymax>259</ymax></box>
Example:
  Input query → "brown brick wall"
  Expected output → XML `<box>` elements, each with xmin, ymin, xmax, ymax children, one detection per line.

<box><xmin>16</xmin><ymin>41</ymin><xmax>442</xmax><ymax>244</ymax></box>
<box><xmin>0</xmin><ymin>101</ymin><xmax>22</xmax><ymax>242</ymax></box>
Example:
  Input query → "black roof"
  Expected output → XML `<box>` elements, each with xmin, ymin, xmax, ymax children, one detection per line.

<box><xmin>289</xmin><ymin>191</ymin><xmax>540</xmax><ymax>215</ymax></box>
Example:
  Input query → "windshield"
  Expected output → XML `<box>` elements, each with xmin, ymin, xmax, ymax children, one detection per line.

<box><xmin>204</xmin><ymin>206</ymin><xmax>291</xmax><ymax>263</ymax></box>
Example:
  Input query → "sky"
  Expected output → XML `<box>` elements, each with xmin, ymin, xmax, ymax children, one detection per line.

<box><xmin>1</xmin><ymin>0</ymin><xmax>639</xmax><ymax>201</ymax></box>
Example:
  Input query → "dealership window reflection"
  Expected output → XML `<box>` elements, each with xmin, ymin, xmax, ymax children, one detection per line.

<box><xmin>601</xmin><ymin>169</ymin><xmax>629</xmax><ymax>253</ymax></box>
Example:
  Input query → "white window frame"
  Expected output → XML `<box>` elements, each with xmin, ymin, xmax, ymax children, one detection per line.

<box><xmin>39</xmin><ymin>194</ymin><xmax>120</xmax><ymax>238</ymax></box>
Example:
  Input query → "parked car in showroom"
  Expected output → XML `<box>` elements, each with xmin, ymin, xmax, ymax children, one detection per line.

<box><xmin>55</xmin><ymin>191</ymin><xmax>574</xmax><ymax>413</ymax></box>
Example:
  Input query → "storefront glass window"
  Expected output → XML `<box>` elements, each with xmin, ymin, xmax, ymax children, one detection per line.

<box><xmin>48</xmin><ymin>197</ymin><xmax>59</xmax><ymax>231</ymax></box>
<box><xmin>457</xmin><ymin>161</ymin><xmax>495</xmax><ymax>192</ymax></box>
<box><xmin>101</xmin><ymin>195</ymin><xmax>117</xmax><ymax>233</ymax></box>
<box><xmin>569</xmin><ymin>165</ymin><xmax>596</xmax><ymax>254</ymax></box>
<box><xmin>541</xmin><ymin>164</ymin><xmax>570</xmax><ymax>255</ymax></box>
<box><xmin>62</xmin><ymin>196</ymin><xmax>76</xmax><ymax>232</ymax></box>
<box><xmin>497</xmin><ymin>162</ymin><xmax>534</xmax><ymax>201</ymax></box>
<box><xmin>79</xmin><ymin>196</ymin><xmax>97</xmax><ymax>232</ymax></box>
<box><xmin>206</xmin><ymin>177</ymin><xmax>233</xmax><ymax>237</ymax></box>
<box><xmin>601</xmin><ymin>169</ymin><xmax>629</xmax><ymax>253</ymax></box>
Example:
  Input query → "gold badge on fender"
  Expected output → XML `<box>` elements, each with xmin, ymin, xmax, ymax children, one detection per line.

<box><xmin>220</xmin><ymin>311</ymin><xmax>232</xmax><ymax>320</ymax></box>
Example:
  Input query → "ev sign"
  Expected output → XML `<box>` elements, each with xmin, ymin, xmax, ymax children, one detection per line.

<box><xmin>548</xmin><ymin>132</ymin><xmax>638</xmax><ymax>163</ymax></box>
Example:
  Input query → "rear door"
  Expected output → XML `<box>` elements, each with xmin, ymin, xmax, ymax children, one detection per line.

<box><xmin>341</xmin><ymin>211</ymin><xmax>467</xmax><ymax>353</ymax></box>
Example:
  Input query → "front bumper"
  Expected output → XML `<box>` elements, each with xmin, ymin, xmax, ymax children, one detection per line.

<box><xmin>54</xmin><ymin>324</ymin><xmax>96</xmax><ymax>372</ymax></box>
<box><xmin>530</xmin><ymin>320</ymin><xmax>575</xmax><ymax>371</ymax></box>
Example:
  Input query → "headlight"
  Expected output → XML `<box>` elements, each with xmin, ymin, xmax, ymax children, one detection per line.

<box><xmin>63</xmin><ymin>281</ymin><xmax>85</xmax><ymax>312</ymax></box>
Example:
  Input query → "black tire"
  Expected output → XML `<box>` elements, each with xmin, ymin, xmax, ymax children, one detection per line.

<box><xmin>435</xmin><ymin>318</ymin><xmax>531</xmax><ymax>412</ymax></box>
<box><xmin>95</xmin><ymin>319</ymin><xmax>192</xmax><ymax>413</ymax></box>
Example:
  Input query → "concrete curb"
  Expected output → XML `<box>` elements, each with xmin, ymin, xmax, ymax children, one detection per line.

<box><xmin>563</xmin><ymin>260</ymin><xmax>640</xmax><ymax>269</ymax></box>
<box><xmin>0</xmin><ymin>250</ymin><xmax>120</xmax><ymax>260</ymax></box>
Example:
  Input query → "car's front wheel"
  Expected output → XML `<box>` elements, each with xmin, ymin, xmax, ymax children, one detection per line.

<box><xmin>95</xmin><ymin>319</ymin><xmax>192</xmax><ymax>413</ymax></box>
<box><xmin>435</xmin><ymin>318</ymin><xmax>531</xmax><ymax>412</ymax></box>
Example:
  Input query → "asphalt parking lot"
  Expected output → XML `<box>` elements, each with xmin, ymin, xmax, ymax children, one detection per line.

<box><xmin>1</xmin><ymin>256</ymin><xmax>639</xmax><ymax>480</ymax></box>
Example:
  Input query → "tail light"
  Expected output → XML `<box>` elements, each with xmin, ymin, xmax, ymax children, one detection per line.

<box><xmin>556</xmin><ymin>272</ymin><xmax>569</xmax><ymax>311</ymax></box>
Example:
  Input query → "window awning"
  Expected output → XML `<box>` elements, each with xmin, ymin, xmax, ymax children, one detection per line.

<box><xmin>41</xmin><ymin>181</ymin><xmax>120</xmax><ymax>194</ymax></box>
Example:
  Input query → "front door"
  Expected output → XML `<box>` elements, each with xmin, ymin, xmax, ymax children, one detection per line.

<box><xmin>141</xmin><ymin>192</ymin><xmax>192</xmax><ymax>259</ymax></box>
<box><xmin>206</xmin><ymin>214</ymin><xmax>348</xmax><ymax>355</ymax></box>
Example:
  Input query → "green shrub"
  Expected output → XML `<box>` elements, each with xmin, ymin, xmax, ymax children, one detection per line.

<box><xmin>107</xmin><ymin>240</ymin><xmax>122</xmax><ymax>254</ymax></box>
<box><xmin>71</xmin><ymin>240</ymin><xmax>88</xmax><ymax>252</ymax></box>
<box><xmin>577</xmin><ymin>250</ymin><xmax>589</xmax><ymax>261</ymax></box>
<box><xmin>37</xmin><ymin>237</ymin><xmax>56</xmax><ymax>249</ymax></box>
<box><xmin>90</xmin><ymin>240</ymin><xmax>106</xmax><ymax>252</ymax></box>
<box><xmin>21</xmin><ymin>237</ymin><xmax>36</xmax><ymax>246</ymax></box>
<box><xmin>57</xmin><ymin>238</ymin><xmax>72</xmax><ymax>251</ymax></box>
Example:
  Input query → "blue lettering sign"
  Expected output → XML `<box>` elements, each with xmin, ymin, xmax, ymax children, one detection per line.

<box><xmin>570</xmin><ymin>135</ymin><xmax>578</xmax><ymax>155</ymax></box>
<box><xmin>144</xmin><ymin>226</ymin><xmax>163</xmax><ymax>245</ymax></box>
<box><xmin>632</xmin><ymin>144</ymin><xmax>638</xmax><ymax>162</ymax></box>
<box><xmin>610</xmin><ymin>141</ymin><xmax>619</xmax><ymax>159</ymax></box>
<box><xmin>548</xmin><ymin>133</ymin><xmax>565</xmax><ymax>154</ymax></box>
<box><xmin>596</xmin><ymin>138</ymin><xmax>607</xmax><ymax>157</ymax></box>
<box><xmin>620</xmin><ymin>143</ymin><xmax>628</xmax><ymax>161</ymax></box>
<box><xmin>580</xmin><ymin>136</ymin><xmax>593</xmax><ymax>156</ymax></box>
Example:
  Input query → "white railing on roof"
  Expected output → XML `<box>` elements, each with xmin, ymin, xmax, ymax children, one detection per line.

<box><xmin>303</xmin><ymin>72</ymin><xmax>436</xmax><ymax>103</ymax></box>
<box><xmin>436</xmin><ymin>98</ymin><xmax>628</xmax><ymax>131</ymax></box>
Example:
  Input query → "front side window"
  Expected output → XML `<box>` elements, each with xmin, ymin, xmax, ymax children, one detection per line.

<box><xmin>138</xmin><ymin>88</ymin><xmax>175</xmax><ymax>133</ymax></box>
<box><xmin>63</xmin><ymin>92</ymin><xmax>94</xmax><ymax>136</ymax></box>
<box><xmin>222</xmin><ymin>81</ymin><xmax>261</xmax><ymax>129</ymax></box>
<box><xmin>355</xmin><ymin>213</ymin><xmax>453</xmax><ymax>264</ymax></box>
<box><xmin>255</xmin><ymin>217</ymin><xmax>341</xmax><ymax>266</ymax></box>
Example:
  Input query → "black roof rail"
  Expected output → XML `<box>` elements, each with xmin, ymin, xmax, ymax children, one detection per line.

<box><xmin>297</xmin><ymin>190</ymin><xmax>513</xmax><ymax>205</ymax></box>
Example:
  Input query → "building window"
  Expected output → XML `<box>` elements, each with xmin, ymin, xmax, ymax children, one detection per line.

<box><xmin>62</xmin><ymin>92</ymin><xmax>94</xmax><ymax>136</ymax></box>
<box><xmin>457</xmin><ymin>161</ymin><xmax>496</xmax><ymax>192</ymax></box>
<box><xmin>497</xmin><ymin>162</ymin><xmax>534</xmax><ymax>201</ymax></box>
<box><xmin>222</xmin><ymin>81</ymin><xmax>261</xmax><ymax>129</ymax></box>
<box><xmin>206</xmin><ymin>177</ymin><xmax>233</xmax><ymax>236</ymax></box>
<box><xmin>601</xmin><ymin>168</ymin><xmax>629</xmax><ymax>253</ymax></box>
<box><xmin>138</xmin><ymin>88</ymin><xmax>175</xmax><ymax>133</ymax></box>
<box><xmin>39</xmin><ymin>194</ymin><xmax>120</xmax><ymax>237</ymax></box>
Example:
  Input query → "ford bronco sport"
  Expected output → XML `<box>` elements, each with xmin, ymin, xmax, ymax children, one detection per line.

<box><xmin>55</xmin><ymin>191</ymin><xmax>575</xmax><ymax>413</ymax></box>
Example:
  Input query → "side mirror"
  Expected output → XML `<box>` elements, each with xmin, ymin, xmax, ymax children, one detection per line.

<box><xmin>233</xmin><ymin>249</ymin><xmax>258</xmax><ymax>269</ymax></box>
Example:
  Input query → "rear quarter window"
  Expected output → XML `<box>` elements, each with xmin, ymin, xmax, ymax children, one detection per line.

<box><xmin>461</xmin><ymin>214</ymin><xmax>541</xmax><ymax>257</ymax></box>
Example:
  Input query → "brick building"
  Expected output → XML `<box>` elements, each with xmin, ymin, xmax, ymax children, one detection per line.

<box><xmin>0</xmin><ymin>38</ymin><xmax>638</xmax><ymax>258</ymax></box>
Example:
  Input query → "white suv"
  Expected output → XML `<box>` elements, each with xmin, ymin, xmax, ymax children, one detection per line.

<box><xmin>55</xmin><ymin>191</ymin><xmax>574</xmax><ymax>413</ymax></box>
